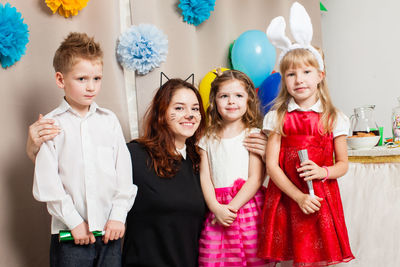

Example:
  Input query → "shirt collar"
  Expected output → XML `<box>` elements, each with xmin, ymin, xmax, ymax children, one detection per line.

<box><xmin>53</xmin><ymin>98</ymin><xmax>102</xmax><ymax>117</ymax></box>
<box><xmin>176</xmin><ymin>144</ymin><xmax>187</xmax><ymax>160</ymax></box>
<box><xmin>287</xmin><ymin>98</ymin><xmax>323</xmax><ymax>113</ymax></box>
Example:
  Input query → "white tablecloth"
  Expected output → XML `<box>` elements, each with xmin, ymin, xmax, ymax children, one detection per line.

<box><xmin>336</xmin><ymin>162</ymin><xmax>400</xmax><ymax>266</ymax></box>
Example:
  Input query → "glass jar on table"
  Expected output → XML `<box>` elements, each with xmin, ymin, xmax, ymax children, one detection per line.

<box><xmin>392</xmin><ymin>97</ymin><xmax>400</xmax><ymax>144</ymax></box>
<box><xmin>350</xmin><ymin>105</ymin><xmax>380</xmax><ymax>137</ymax></box>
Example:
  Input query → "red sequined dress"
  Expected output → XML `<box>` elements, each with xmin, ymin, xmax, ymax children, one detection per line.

<box><xmin>258</xmin><ymin>111</ymin><xmax>354</xmax><ymax>266</ymax></box>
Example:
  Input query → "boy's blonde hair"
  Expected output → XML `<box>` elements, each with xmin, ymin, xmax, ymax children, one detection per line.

<box><xmin>53</xmin><ymin>32</ymin><xmax>103</xmax><ymax>73</ymax></box>
<box><xmin>206</xmin><ymin>69</ymin><xmax>262</xmax><ymax>137</ymax></box>
<box><xmin>272</xmin><ymin>48</ymin><xmax>337</xmax><ymax>136</ymax></box>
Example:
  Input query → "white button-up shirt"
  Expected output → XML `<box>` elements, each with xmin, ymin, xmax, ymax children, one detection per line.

<box><xmin>33</xmin><ymin>100</ymin><xmax>137</xmax><ymax>234</ymax></box>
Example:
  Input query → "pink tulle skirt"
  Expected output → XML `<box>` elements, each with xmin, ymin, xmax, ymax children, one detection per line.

<box><xmin>198</xmin><ymin>179</ymin><xmax>270</xmax><ymax>267</ymax></box>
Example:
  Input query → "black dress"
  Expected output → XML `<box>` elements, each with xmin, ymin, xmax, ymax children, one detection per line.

<box><xmin>122</xmin><ymin>141</ymin><xmax>206</xmax><ymax>267</ymax></box>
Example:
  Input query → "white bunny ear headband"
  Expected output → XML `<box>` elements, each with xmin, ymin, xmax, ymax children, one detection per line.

<box><xmin>266</xmin><ymin>2</ymin><xmax>324</xmax><ymax>71</ymax></box>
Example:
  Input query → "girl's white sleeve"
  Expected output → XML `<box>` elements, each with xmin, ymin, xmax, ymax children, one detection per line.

<box><xmin>333</xmin><ymin>111</ymin><xmax>350</xmax><ymax>138</ymax></box>
<box><xmin>249</xmin><ymin>128</ymin><xmax>261</xmax><ymax>134</ymax></box>
<box><xmin>262</xmin><ymin>110</ymin><xmax>278</xmax><ymax>134</ymax></box>
<box><xmin>198</xmin><ymin>135</ymin><xmax>207</xmax><ymax>151</ymax></box>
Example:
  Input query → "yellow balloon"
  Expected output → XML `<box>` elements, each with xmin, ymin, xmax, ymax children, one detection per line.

<box><xmin>199</xmin><ymin>68</ymin><xmax>229</xmax><ymax>112</ymax></box>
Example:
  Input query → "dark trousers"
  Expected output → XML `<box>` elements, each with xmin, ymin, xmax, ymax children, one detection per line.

<box><xmin>50</xmin><ymin>234</ymin><xmax>121</xmax><ymax>267</ymax></box>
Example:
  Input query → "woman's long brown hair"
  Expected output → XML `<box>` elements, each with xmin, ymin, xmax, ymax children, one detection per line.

<box><xmin>136</xmin><ymin>78</ymin><xmax>206</xmax><ymax>178</ymax></box>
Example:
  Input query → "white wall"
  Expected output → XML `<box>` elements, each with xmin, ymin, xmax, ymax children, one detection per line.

<box><xmin>321</xmin><ymin>0</ymin><xmax>400</xmax><ymax>138</ymax></box>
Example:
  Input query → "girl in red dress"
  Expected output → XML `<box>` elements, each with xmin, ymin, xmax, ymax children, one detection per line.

<box><xmin>258</xmin><ymin>3</ymin><xmax>354</xmax><ymax>266</ymax></box>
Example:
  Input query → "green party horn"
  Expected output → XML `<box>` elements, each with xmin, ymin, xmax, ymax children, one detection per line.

<box><xmin>59</xmin><ymin>230</ymin><xmax>105</xmax><ymax>242</ymax></box>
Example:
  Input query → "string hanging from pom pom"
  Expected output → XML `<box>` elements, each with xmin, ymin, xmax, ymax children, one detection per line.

<box><xmin>116</xmin><ymin>24</ymin><xmax>168</xmax><ymax>75</ymax></box>
<box><xmin>0</xmin><ymin>3</ymin><xmax>29</xmax><ymax>68</ymax></box>
<box><xmin>178</xmin><ymin>0</ymin><xmax>216</xmax><ymax>26</ymax></box>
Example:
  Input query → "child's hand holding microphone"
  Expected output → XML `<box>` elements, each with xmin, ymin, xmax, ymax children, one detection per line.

<box><xmin>296</xmin><ymin>150</ymin><xmax>324</xmax><ymax>214</ymax></box>
<box><xmin>298</xmin><ymin>161</ymin><xmax>329</xmax><ymax>182</ymax></box>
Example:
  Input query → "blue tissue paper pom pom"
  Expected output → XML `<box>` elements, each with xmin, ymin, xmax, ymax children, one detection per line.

<box><xmin>178</xmin><ymin>0</ymin><xmax>216</xmax><ymax>26</ymax></box>
<box><xmin>116</xmin><ymin>24</ymin><xmax>168</xmax><ymax>75</ymax></box>
<box><xmin>0</xmin><ymin>3</ymin><xmax>29</xmax><ymax>68</ymax></box>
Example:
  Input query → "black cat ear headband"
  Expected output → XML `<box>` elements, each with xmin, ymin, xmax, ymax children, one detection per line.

<box><xmin>160</xmin><ymin>72</ymin><xmax>194</xmax><ymax>88</ymax></box>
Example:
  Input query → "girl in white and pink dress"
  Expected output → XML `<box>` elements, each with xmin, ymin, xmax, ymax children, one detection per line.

<box><xmin>198</xmin><ymin>69</ymin><xmax>269</xmax><ymax>266</ymax></box>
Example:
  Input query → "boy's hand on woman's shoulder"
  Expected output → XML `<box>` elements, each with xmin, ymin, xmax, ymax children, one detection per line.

<box><xmin>103</xmin><ymin>220</ymin><xmax>125</xmax><ymax>244</ymax></box>
<box><xmin>71</xmin><ymin>222</ymin><xmax>95</xmax><ymax>245</ymax></box>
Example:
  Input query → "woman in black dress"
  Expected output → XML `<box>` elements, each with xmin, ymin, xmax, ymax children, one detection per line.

<box><xmin>122</xmin><ymin>78</ymin><xmax>207</xmax><ymax>266</ymax></box>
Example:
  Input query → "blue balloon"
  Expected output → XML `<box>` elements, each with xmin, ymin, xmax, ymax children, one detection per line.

<box><xmin>231</xmin><ymin>30</ymin><xmax>276</xmax><ymax>88</ymax></box>
<box><xmin>258</xmin><ymin>72</ymin><xmax>281</xmax><ymax>115</ymax></box>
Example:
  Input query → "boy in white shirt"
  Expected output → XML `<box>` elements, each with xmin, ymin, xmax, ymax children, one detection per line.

<box><xmin>33</xmin><ymin>32</ymin><xmax>137</xmax><ymax>266</ymax></box>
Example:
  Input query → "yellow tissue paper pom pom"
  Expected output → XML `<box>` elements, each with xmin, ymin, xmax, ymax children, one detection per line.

<box><xmin>45</xmin><ymin>0</ymin><xmax>90</xmax><ymax>18</ymax></box>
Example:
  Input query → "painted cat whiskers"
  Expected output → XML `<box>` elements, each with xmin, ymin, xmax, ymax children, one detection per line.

<box><xmin>169</xmin><ymin>113</ymin><xmax>177</xmax><ymax>121</ymax></box>
<box><xmin>168</xmin><ymin>109</ymin><xmax>201</xmax><ymax>122</ymax></box>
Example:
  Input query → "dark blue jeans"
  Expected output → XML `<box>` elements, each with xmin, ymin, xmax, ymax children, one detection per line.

<box><xmin>50</xmin><ymin>234</ymin><xmax>121</xmax><ymax>267</ymax></box>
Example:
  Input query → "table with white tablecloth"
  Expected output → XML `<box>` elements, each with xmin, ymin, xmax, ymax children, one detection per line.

<box><xmin>336</xmin><ymin>147</ymin><xmax>400</xmax><ymax>266</ymax></box>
